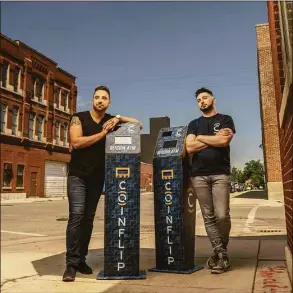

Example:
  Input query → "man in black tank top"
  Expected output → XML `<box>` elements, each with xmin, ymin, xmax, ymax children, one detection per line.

<box><xmin>63</xmin><ymin>85</ymin><xmax>142</xmax><ymax>282</ymax></box>
<box><xmin>186</xmin><ymin>87</ymin><xmax>236</xmax><ymax>275</ymax></box>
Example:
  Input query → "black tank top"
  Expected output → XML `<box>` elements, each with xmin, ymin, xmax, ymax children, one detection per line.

<box><xmin>68</xmin><ymin>111</ymin><xmax>114</xmax><ymax>180</ymax></box>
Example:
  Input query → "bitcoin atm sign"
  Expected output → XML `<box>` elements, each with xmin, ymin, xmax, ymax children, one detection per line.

<box><xmin>162</xmin><ymin>169</ymin><xmax>175</xmax><ymax>265</ymax></box>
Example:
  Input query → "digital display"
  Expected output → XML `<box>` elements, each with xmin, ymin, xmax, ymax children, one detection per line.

<box><xmin>161</xmin><ymin>169</ymin><xmax>174</xmax><ymax>179</ymax></box>
<box><xmin>115</xmin><ymin>167</ymin><xmax>130</xmax><ymax>178</ymax></box>
<box><xmin>115</xmin><ymin>136</ymin><xmax>132</xmax><ymax>145</ymax></box>
<box><xmin>162</xmin><ymin>171</ymin><xmax>172</xmax><ymax>177</ymax></box>
<box><xmin>162</xmin><ymin>131</ymin><xmax>172</xmax><ymax>137</ymax></box>
<box><xmin>117</xmin><ymin>169</ymin><xmax>129</xmax><ymax>175</ymax></box>
<box><xmin>163</xmin><ymin>140</ymin><xmax>177</xmax><ymax>148</ymax></box>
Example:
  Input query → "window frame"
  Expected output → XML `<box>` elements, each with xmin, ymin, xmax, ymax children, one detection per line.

<box><xmin>12</xmin><ymin>106</ymin><xmax>19</xmax><ymax>136</ymax></box>
<box><xmin>35</xmin><ymin>78</ymin><xmax>44</xmax><ymax>102</ymax></box>
<box><xmin>13</xmin><ymin>67</ymin><xmax>20</xmax><ymax>92</ymax></box>
<box><xmin>55</xmin><ymin>120</ymin><xmax>60</xmax><ymax>144</ymax></box>
<box><xmin>0</xmin><ymin>103</ymin><xmax>8</xmax><ymax>133</ymax></box>
<box><xmin>279</xmin><ymin>2</ymin><xmax>292</xmax><ymax>71</ymax></box>
<box><xmin>29</xmin><ymin>112</ymin><xmax>36</xmax><ymax>139</ymax></box>
<box><xmin>3</xmin><ymin>162</ymin><xmax>13</xmax><ymax>188</ymax></box>
<box><xmin>37</xmin><ymin>115</ymin><xmax>44</xmax><ymax>141</ymax></box>
<box><xmin>16</xmin><ymin>164</ymin><xmax>25</xmax><ymax>188</ymax></box>
<box><xmin>1</xmin><ymin>61</ymin><xmax>9</xmax><ymax>88</ymax></box>
<box><xmin>63</xmin><ymin>123</ymin><xmax>68</xmax><ymax>146</ymax></box>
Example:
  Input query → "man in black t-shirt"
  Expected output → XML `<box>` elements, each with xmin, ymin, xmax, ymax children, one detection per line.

<box><xmin>62</xmin><ymin>85</ymin><xmax>142</xmax><ymax>282</ymax></box>
<box><xmin>186</xmin><ymin>87</ymin><xmax>236</xmax><ymax>274</ymax></box>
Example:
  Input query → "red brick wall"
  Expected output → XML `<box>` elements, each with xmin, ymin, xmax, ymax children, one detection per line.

<box><xmin>1</xmin><ymin>143</ymin><xmax>70</xmax><ymax>197</ymax></box>
<box><xmin>140</xmin><ymin>163</ymin><xmax>153</xmax><ymax>192</ymax></box>
<box><xmin>256</xmin><ymin>24</ymin><xmax>283</xmax><ymax>183</ymax></box>
<box><xmin>0</xmin><ymin>33</ymin><xmax>77</xmax><ymax>198</ymax></box>
<box><xmin>280</xmin><ymin>108</ymin><xmax>293</xmax><ymax>252</ymax></box>
<box><xmin>267</xmin><ymin>1</ymin><xmax>293</xmax><ymax>254</ymax></box>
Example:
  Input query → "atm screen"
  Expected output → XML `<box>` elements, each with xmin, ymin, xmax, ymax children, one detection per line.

<box><xmin>115</xmin><ymin>136</ymin><xmax>132</xmax><ymax>145</ymax></box>
<box><xmin>163</xmin><ymin>140</ymin><xmax>177</xmax><ymax>148</ymax></box>
<box><xmin>162</xmin><ymin>131</ymin><xmax>172</xmax><ymax>137</ymax></box>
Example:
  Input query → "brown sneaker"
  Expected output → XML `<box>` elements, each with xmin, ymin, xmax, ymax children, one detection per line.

<box><xmin>206</xmin><ymin>252</ymin><xmax>219</xmax><ymax>269</ymax></box>
<box><xmin>211</xmin><ymin>252</ymin><xmax>231</xmax><ymax>274</ymax></box>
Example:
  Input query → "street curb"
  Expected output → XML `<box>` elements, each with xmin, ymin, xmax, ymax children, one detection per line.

<box><xmin>1</xmin><ymin>197</ymin><xmax>66</xmax><ymax>205</ymax></box>
<box><xmin>1</xmin><ymin>192</ymin><xmax>154</xmax><ymax>205</ymax></box>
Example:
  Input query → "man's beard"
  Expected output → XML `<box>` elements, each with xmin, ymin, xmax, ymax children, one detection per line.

<box><xmin>94</xmin><ymin>104</ymin><xmax>107</xmax><ymax>112</ymax></box>
<box><xmin>200</xmin><ymin>104</ymin><xmax>214</xmax><ymax>113</ymax></box>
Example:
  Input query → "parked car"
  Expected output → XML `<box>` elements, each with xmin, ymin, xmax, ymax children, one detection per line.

<box><xmin>230</xmin><ymin>182</ymin><xmax>236</xmax><ymax>193</ymax></box>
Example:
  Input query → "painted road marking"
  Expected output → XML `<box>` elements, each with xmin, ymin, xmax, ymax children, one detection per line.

<box><xmin>1</xmin><ymin>230</ymin><xmax>47</xmax><ymax>237</ymax></box>
<box><xmin>243</xmin><ymin>204</ymin><xmax>260</xmax><ymax>233</ymax></box>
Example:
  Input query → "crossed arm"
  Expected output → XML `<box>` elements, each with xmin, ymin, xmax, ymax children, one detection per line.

<box><xmin>186</xmin><ymin>128</ymin><xmax>234</xmax><ymax>154</ymax></box>
<box><xmin>70</xmin><ymin>115</ymin><xmax>142</xmax><ymax>149</ymax></box>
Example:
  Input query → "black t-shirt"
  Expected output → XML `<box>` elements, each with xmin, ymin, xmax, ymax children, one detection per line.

<box><xmin>187</xmin><ymin>113</ymin><xmax>236</xmax><ymax>176</ymax></box>
<box><xmin>68</xmin><ymin>111</ymin><xmax>114</xmax><ymax>180</ymax></box>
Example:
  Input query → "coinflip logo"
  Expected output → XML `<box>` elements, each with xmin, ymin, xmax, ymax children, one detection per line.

<box><xmin>213</xmin><ymin>123</ymin><xmax>220</xmax><ymax>133</ymax></box>
<box><xmin>162</xmin><ymin>169</ymin><xmax>175</xmax><ymax>265</ymax></box>
<box><xmin>187</xmin><ymin>188</ymin><xmax>195</xmax><ymax>214</ymax></box>
<box><xmin>115</xmin><ymin>167</ymin><xmax>130</xmax><ymax>272</ymax></box>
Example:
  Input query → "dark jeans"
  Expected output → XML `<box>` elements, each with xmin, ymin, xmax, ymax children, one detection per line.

<box><xmin>191</xmin><ymin>175</ymin><xmax>231</xmax><ymax>254</ymax></box>
<box><xmin>66</xmin><ymin>175</ymin><xmax>104</xmax><ymax>267</ymax></box>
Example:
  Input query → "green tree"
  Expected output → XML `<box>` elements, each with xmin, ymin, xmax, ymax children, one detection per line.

<box><xmin>230</xmin><ymin>167</ymin><xmax>238</xmax><ymax>182</ymax></box>
<box><xmin>230</xmin><ymin>167</ymin><xmax>246</xmax><ymax>183</ymax></box>
<box><xmin>243</xmin><ymin>160</ymin><xmax>265</xmax><ymax>186</ymax></box>
<box><xmin>237</xmin><ymin>170</ymin><xmax>246</xmax><ymax>183</ymax></box>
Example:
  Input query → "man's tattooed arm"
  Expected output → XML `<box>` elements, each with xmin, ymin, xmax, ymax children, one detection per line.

<box><xmin>70</xmin><ymin>116</ymin><xmax>81</xmax><ymax>126</ymax></box>
<box><xmin>69</xmin><ymin>115</ymin><xmax>109</xmax><ymax>149</ymax></box>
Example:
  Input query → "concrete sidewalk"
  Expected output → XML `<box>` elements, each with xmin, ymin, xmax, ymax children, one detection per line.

<box><xmin>1</xmin><ymin>235</ymin><xmax>292</xmax><ymax>293</ymax></box>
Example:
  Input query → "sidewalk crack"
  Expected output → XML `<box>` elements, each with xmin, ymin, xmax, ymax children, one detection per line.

<box><xmin>1</xmin><ymin>274</ymin><xmax>39</xmax><ymax>288</ymax></box>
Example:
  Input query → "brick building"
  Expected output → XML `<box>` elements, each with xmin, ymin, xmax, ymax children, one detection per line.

<box><xmin>140</xmin><ymin>117</ymin><xmax>170</xmax><ymax>192</ymax></box>
<box><xmin>256</xmin><ymin>1</ymin><xmax>292</xmax><ymax>282</ymax></box>
<box><xmin>141</xmin><ymin>116</ymin><xmax>170</xmax><ymax>164</ymax></box>
<box><xmin>140</xmin><ymin>162</ymin><xmax>153</xmax><ymax>192</ymax></box>
<box><xmin>0</xmin><ymin>34</ymin><xmax>77</xmax><ymax>199</ymax></box>
<box><xmin>267</xmin><ymin>1</ymin><xmax>293</xmax><ymax>282</ymax></box>
<box><xmin>256</xmin><ymin>24</ymin><xmax>283</xmax><ymax>201</ymax></box>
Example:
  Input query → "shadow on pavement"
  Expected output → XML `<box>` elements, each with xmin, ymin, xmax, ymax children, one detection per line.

<box><xmin>32</xmin><ymin>235</ymin><xmax>287</xmax><ymax>278</ymax></box>
<box><xmin>233</xmin><ymin>190</ymin><xmax>268</xmax><ymax>199</ymax></box>
<box><xmin>32</xmin><ymin>248</ymin><xmax>156</xmax><ymax>278</ymax></box>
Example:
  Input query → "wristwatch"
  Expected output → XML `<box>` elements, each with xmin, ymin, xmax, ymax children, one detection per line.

<box><xmin>115</xmin><ymin>114</ymin><xmax>121</xmax><ymax>121</ymax></box>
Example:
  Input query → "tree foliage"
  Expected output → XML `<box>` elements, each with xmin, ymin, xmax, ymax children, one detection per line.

<box><xmin>231</xmin><ymin>160</ymin><xmax>265</xmax><ymax>186</ymax></box>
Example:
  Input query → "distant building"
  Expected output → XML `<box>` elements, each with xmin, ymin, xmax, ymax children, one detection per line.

<box><xmin>256</xmin><ymin>24</ymin><xmax>283</xmax><ymax>200</ymax></box>
<box><xmin>141</xmin><ymin>117</ymin><xmax>170</xmax><ymax>164</ymax></box>
<box><xmin>140</xmin><ymin>117</ymin><xmax>170</xmax><ymax>192</ymax></box>
<box><xmin>0</xmin><ymin>34</ymin><xmax>77</xmax><ymax>199</ymax></box>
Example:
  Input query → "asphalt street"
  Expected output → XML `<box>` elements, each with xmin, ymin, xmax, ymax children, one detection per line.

<box><xmin>1</xmin><ymin>191</ymin><xmax>286</xmax><ymax>244</ymax></box>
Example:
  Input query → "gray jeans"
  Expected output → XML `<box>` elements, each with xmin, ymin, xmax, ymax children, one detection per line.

<box><xmin>191</xmin><ymin>175</ymin><xmax>231</xmax><ymax>254</ymax></box>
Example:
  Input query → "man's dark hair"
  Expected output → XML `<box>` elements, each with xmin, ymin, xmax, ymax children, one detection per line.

<box><xmin>93</xmin><ymin>85</ymin><xmax>110</xmax><ymax>99</ymax></box>
<box><xmin>195</xmin><ymin>87</ymin><xmax>213</xmax><ymax>97</ymax></box>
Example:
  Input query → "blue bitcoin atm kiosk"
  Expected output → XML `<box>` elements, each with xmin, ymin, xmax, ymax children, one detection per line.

<box><xmin>97</xmin><ymin>122</ymin><xmax>146</xmax><ymax>280</ymax></box>
<box><xmin>149</xmin><ymin>126</ymin><xmax>203</xmax><ymax>274</ymax></box>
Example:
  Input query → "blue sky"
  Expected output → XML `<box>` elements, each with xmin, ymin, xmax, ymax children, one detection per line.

<box><xmin>2</xmin><ymin>1</ymin><xmax>268</xmax><ymax>168</ymax></box>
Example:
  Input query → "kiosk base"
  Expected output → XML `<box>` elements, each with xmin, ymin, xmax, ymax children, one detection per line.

<box><xmin>97</xmin><ymin>270</ymin><xmax>146</xmax><ymax>280</ymax></box>
<box><xmin>148</xmin><ymin>265</ymin><xmax>204</xmax><ymax>274</ymax></box>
